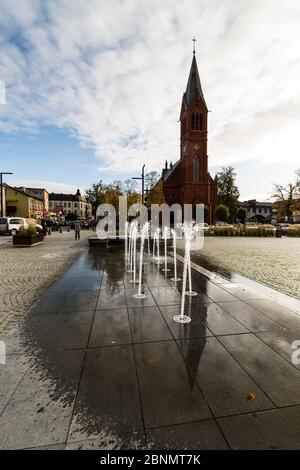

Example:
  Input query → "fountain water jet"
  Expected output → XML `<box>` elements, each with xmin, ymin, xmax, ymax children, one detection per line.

<box><xmin>152</xmin><ymin>228</ymin><xmax>163</xmax><ymax>264</ymax></box>
<box><xmin>185</xmin><ymin>223</ymin><xmax>198</xmax><ymax>297</ymax></box>
<box><xmin>127</xmin><ymin>222</ymin><xmax>135</xmax><ymax>273</ymax></box>
<box><xmin>124</xmin><ymin>221</ymin><xmax>129</xmax><ymax>261</ymax></box>
<box><xmin>129</xmin><ymin>224</ymin><xmax>139</xmax><ymax>284</ymax></box>
<box><xmin>161</xmin><ymin>226</ymin><xmax>171</xmax><ymax>273</ymax></box>
<box><xmin>133</xmin><ymin>222</ymin><xmax>149</xmax><ymax>299</ymax></box>
<box><xmin>173</xmin><ymin>237</ymin><xmax>191</xmax><ymax>324</ymax></box>
<box><xmin>170</xmin><ymin>228</ymin><xmax>181</xmax><ymax>282</ymax></box>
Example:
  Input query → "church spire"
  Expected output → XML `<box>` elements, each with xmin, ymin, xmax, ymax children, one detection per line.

<box><xmin>184</xmin><ymin>47</ymin><xmax>207</xmax><ymax>110</ymax></box>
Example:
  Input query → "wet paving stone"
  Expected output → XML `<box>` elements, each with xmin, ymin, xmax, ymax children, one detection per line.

<box><xmin>0</xmin><ymin>349</ymin><xmax>84</xmax><ymax>449</ymax></box>
<box><xmin>218</xmin><ymin>301</ymin><xmax>282</xmax><ymax>332</ymax></box>
<box><xmin>30</xmin><ymin>290</ymin><xmax>71</xmax><ymax>315</ymax></box>
<box><xmin>256</xmin><ymin>328</ymin><xmax>300</xmax><ymax>368</ymax></box>
<box><xmin>203</xmin><ymin>303</ymin><xmax>248</xmax><ymax>336</ymax></box>
<box><xmin>49</xmin><ymin>276</ymin><xmax>102</xmax><ymax>292</ymax></box>
<box><xmin>3</xmin><ymin>246</ymin><xmax>300</xmax><ymax>450</ymax></box>
<box><xmin>177</xmin><ymin>337</ymin><xmax>274</xmax><ymax>417</ymax></box>
<box><xmin>159</xmin><ymin>305</ymin><xmax>213</xmax><ymax>340</ymax></box>
<box><xmin>218</xmin><ymin>405</ymin><xmax>300</xmax><ymax>449</ymax></box>
<box><xmin>23</xmin><ymin>311</ymin><xmax>94</xmax><ymax>351</ymax></box>
<box><xmin>148</xmin><ymin>286</ymin><xmax>181</xmax><ymax>306</ymax></box>
<box><xmin>246</xmin><ymin>299</ymin><xmax>300</xmax><ymax>330</ymax></box>
<box><xmin>144</xmin><ymin>270</ymin><xmax>171</xmax><ymax>287</ymax></box>
<box><xmin>147</xmin><ymin>419</ymin><xmax>229</xmax><ymax>450</ymax></box>
<box><xmin>128</xmin><ymin>306</ymin><xmax>172</xmax><ymax>343</ymax></box>
<box><xmin>66</xmin><ymin>431</ymin><xmax>146</xmax><ymax>450</ymax></box>
<box><xmin>64</xmin><ymin>290</ymin><xmax>99</xmax><ymax>312</ymax></box>
<box><xmin>68</xmin><ymin>345</ymin><xmax>143</xmax><ymax>442</ymax></box>
<box><xmin>125</xmin><ymin>287</ymin><xmax>156</xmax><ymax>308</ymax></box>
<box><xmin>96</xmin><ymin>287</ymin><xmax>126</xmax><ymax>310</ymax></box>
<box><xmin>134</xmin><ymin>341</ymin><xmax>212</xmax><ymax>428</ymax></box>
<box><xmin>202</xmin><ymin>282</ymin><xmax>238</xmax><ymax>303</ymax></box>
<box><xmin>89</xmin><ymin>309</ymin><xmax>131</xmax><ymax>347</ymax></box>
<box><xmin>219</xmin><ymin>333</ymin><xmax>300</xmax><ymax>406</ymax></box>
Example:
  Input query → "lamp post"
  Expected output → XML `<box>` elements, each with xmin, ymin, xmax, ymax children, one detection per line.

<box><xmin>0</xmin><ymin>172</ymin><xmax>13</xmax><ymax>217</ymax></box>
<box><xmin>132</xmin><ymin>164</ymin><xmax>145</xmax><ymax>204</ymax></box>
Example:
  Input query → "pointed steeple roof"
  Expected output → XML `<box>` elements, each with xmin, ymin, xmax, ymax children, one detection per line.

<box><xmin>184</xmin><ymin>55</ymin><xmax>207</xmax><ymax>110</ymax></box>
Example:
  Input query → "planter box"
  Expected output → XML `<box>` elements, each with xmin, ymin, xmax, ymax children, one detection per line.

<box><xmin>13</xmin><ymin>234</ymin><xmax>44</xmax><ymax>247</ymax></box>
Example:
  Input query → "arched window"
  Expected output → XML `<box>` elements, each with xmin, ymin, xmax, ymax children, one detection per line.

<box><xmin>191</xmin><ymin>113</ymin><xmax>195</xmax><ymax>129</ymax></box>
<box><xmin>192</xmin><ymin>155</ymin><xmax>200</xmax><ymax>182</ymax></box>
<box><xmin>200</xmin><ymin>114</ymin><xmax>203</xmax><ymax>130</ymax></box>
<box><xmin>195</xmin><ymin>113</ymin><xmax>199</xmax><ymax>130</ymax></box>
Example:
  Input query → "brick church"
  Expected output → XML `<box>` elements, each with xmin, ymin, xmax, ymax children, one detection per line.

<box><xmin>162</xmin><ymin>50</ymin><xmax>216</xmax><ymax>224</ymax></box>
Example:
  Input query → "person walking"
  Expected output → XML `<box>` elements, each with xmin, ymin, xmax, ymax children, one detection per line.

<box><xmin>74</xmin><ymin>219</ymin><xmax>81</xmax><ymax>240</ymax></box>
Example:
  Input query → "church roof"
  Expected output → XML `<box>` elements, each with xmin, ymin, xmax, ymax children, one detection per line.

<box><xmin>162</xmin><ymin>159</ymin><xmax>180</xmax><ymax>181</ymax></box>
<box><xmin>184</xmin><ymin>55</ymin><xmax>207</xmax><ymax>110</ymax></box>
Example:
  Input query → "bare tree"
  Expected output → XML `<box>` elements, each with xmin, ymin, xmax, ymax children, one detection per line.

<box><xmin>145</xmin><ymin>171</ymin><xmax>160</xmax><ymax>190</ymax></box>
<box><xmin>272</xmin><ymin>170</ymin><xmax>300</xmax><ymax>222</ymax></box>
<box><xmin>122</xmin><ymin>179</ymin><xmax>138</xmax><ymax>195</ymax></box>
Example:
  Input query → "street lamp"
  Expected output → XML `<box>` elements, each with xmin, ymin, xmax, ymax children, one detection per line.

<box><xmin>132</xmin><ymin>164</ymin><xmax>145</xmax><ymax>204</ymax></box>
<box><xmin>0</xmin><ymin>172</ymin><xmax>13</xmax><ymax>217</ymax></box>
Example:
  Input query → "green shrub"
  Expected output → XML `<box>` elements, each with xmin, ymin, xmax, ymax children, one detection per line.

<box><xmin>18</xmin><ymin>226</ymin><xmax>27</xmax><ymax>236</ymax></box>
<box><xmin>16</xmin><ymin>224</ymin><xmax>38</xmax><ymax>237</ymax></box>
<box><xmin>216</xmin><ymin>204</ymin><xmax>230</xmax><ymax>222</ymax></box>
<box><xmin>205</xmin><ymin>226</ymin><xmax>276</xmax><ymax>237</ymax></box>
<box><xmin>27</xmin><ymin>224</ymin><xmax>37</xmax><ymax>236</ymax></box>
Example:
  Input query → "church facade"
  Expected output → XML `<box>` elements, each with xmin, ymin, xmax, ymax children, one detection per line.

<box><xmin>162</xmin><ymin>53</ymin><xmax>216</xmax><ymax>224</ymax></box>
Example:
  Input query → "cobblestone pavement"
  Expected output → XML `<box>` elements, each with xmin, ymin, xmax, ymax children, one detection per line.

<box><xmin>0</xmin><ymin>231</ymin><xmax>91</xmax><ymax>334</ymax></box>
<box><xmin>193</xmin><ymin>237</ymin><xmax>300</xmax><ymax>299</ymax></box>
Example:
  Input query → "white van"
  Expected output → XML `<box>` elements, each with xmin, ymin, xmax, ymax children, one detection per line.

<box><xmin>6</xmin><ymin>217</ymin><xmax>42</xmax><ymax>236</ymax></box>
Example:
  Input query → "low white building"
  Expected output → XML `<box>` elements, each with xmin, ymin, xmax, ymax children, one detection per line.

<box><xmin>49</xmin><ymin>189</ymin><xmax>92</xmax><ymax>220</ymax></box>
<box><xmin>239</xmin><ymin>199</ymin><xmax>273</xmax><ymax>222</ymax></box>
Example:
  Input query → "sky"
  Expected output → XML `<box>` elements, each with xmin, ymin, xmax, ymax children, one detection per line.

<box><xmin>0</xmin><ymin>0</ymin><xmax>300</xmax><ymax>200</ymax></box>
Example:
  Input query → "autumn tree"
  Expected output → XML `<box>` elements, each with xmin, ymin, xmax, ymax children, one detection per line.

<box><xmin>272</xmin><ymin>170</ymin><xmax>300</xmax><ymax>222</ymax></box>
<box><xmin>85</xmin><ymin>180</ymin><xmax>106</xmax><ymax>215</ymax></box>
<box><xmin>144</xmin><ymin>171</ymin><xmax>165</xmax><ymax>206</ymax></box>
<box><xmin>216</xmin><ymin>166</ymin><xmax>240</xmax><ymax>222</ymax></box>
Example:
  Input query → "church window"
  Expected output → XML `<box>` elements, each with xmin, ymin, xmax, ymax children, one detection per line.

<box><xmin>195</xmin><ymin>113</ymin><xmax>199</xmax><ymax>129</ymax></box>
<box><xmin>200</xmin><ymin>114</ymin><xmax>203</xmax><ymax>130</ymax></box>
<box><xmin>192</xmin><ymin>155</ymin><xmax>200</xmax><ymax>182</ymax></box>
<box><xmin>191</xmin><ymin>113</ymin><xmax>195</xmax><ymax>129</ymax></box>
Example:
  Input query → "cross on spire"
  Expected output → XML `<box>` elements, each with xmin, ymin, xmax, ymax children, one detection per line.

<box><xmin>192</xmin><ymin>36</ymin><xmax>197</xmax><ymax>55</ymax></box>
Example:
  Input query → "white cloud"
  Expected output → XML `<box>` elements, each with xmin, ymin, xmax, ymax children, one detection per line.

<box><xmin>0</xmin><ymin>0</ymin><xmax>300</xmax><ymax>185</ymax></box>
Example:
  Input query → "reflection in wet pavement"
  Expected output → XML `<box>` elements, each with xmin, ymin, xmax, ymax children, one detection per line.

<box><xmin>1</xmin><ymin>246</ymin><xmax>300</xmax><ymax>449</ymax></box>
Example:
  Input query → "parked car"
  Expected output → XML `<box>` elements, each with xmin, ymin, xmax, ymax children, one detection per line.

<box><xmin>46</xmin><ymin>219</ymin><xmax>59</xmax><ymax>231</ymax></box>
<box><xmin>277</xmin><ymin>223</ymin><xmax>290</xmax><ymax>235</ymax></box>
<box><xmin>64</xmin><ymin>220</ymin><xmax>75</xmax><ymax>229</ymax></box>
<box><xmin>216</xmin><ymin>221</ymin><xmax>234</xmax><ymax>228</ymax></box>
<box><xmin>0</xmin><ymin>217</ymin><xmax>8</xmax><ymax>235</ymax></box>
<box><xmin>81</xmin><ymin>220</ymin><xmax>90</xmax><ymax>230</ymax></box>
<box><xmin>0</xmin><ymin>217</ymin><xmax>43</xmax><ymax>236</ymax></box>
<box><xmin>198</xmin><ymin>222</ymin><xmax>209</xmax><ymax>231</ymax></box>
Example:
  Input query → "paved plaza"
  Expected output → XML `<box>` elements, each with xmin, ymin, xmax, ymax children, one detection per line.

<box><xmin>1</xmin><ymin>244</ymin><xmax>300</xmax><ymax>449</ymax></box>
<box><xmin>193</xmin><ymin>237</ymin><xmax>300</xmax><ymax>299</ymax></box>
<box><xmin>0</xmin><ymin>231</ymin><xmax>91</xmax><ymax>334</ymax></box>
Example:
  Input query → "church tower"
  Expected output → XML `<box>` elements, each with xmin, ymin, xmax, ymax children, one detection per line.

<box><xmin>180</xmin><ymin>53</ymin><xmax>208</xmax><ymax>192</ymax></box>
<box><xmin>162</xmin><ymin>43</ymin><xmax>216</xmax><ymax>224</ymax></box>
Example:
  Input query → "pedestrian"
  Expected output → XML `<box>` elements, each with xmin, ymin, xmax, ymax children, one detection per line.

<box><xmin>74</xmin><ymin>219</ymin><xmax>81</xmax><ymax>240</ymax></box>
